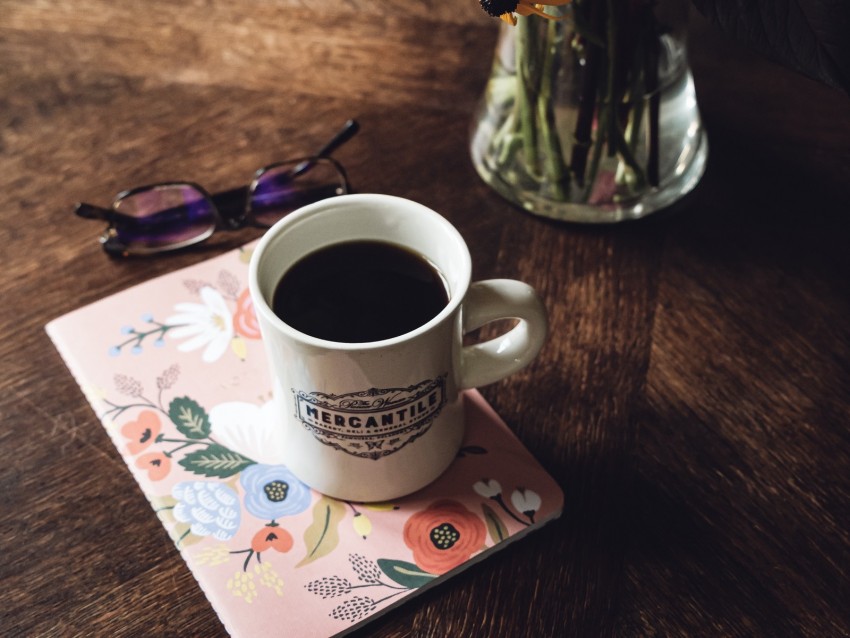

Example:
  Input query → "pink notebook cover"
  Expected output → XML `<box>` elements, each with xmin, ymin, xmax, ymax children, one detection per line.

<box><xmin>45</xmin><ymin>243</ymin><xmax>564</xmax><ymax>637</ymax></box>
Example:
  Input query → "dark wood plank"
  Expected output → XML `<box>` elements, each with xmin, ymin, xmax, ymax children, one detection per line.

<box><xmin>2</xmin><ymin>2</ymin><xmax>849</xmax><ymax>636</ymax></box>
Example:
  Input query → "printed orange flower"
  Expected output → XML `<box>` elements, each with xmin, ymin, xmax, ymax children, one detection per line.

<box><xmin>230</xmin><ymin>523</ymin><xmax>295</xmax><ymax>571</ymax></box>
<box><xmin>135</xmin><ymin>451</ymin><xmax>171</xmax><ymax>481</ymax></box>
<box><xmin>403</xmin><ymin>500</ymin><xmax>486</xmax><ymax>574</ymax></box>
<box><xmin>233</xmin><ymin>289</ymin><xmax>261</xmax><ymax>340</ymax></box>
<box><xmin>120</xmin><ymin>410</ymin><xmax>161</xmax><ymax>455</ymax></box>
<box><xmin>251</xmin><ymin>524</ymin><xmax>294</xmax><ymax>554</ymax></box>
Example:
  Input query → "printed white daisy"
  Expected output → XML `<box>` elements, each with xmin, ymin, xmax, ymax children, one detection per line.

<box><xmin>166</xmin><ymin>286</ymin><xmax>233</xmax><ymax>362</ymax></box>
<box><xmin>209</xmin><ymin>400</ymin><xmax>287</xmax><ymax>465</ymax></box>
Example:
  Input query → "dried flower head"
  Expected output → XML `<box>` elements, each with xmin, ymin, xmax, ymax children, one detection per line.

<box><xmin>156</xmin><ymin>364</ymin><xmax>180</xmax><ymax>391</ymax></box>
<box><xmin>217</xmin><ymin>270</ymin><xmax>240</xmax><ymax>298</ymax></box>
<box><xmin>114</xmin><ymin>373</ymin><xmax>143</xmax><ymax>397</ymax></box>
<box><xmin>348</xmin><ymin>553</ymin><xmax>382</xmax><ymax>584</ymax></box>
<box><xmin>183</xmin><ymin>278</ymin><xmax>212</xmax><ymax>295</ymax></box>
<box><xmin>480</xmin><ymin>0</ymin><xmax>571</xmax><ymax>25</ymax></box>
<box><xmin>479</xmin><ymin>0</ymin><xmax>519</xmax><ymax>16</ymax></box>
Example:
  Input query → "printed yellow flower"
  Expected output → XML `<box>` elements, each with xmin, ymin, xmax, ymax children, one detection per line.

<box><xmin>254</xmin><ymin>562</ymin><xmax>285</xmax><ymax>596</ymax></box>
<box><xmin>227</xmin><ymin>571</ymin><xmax>257</xmax><ymax>603</ymax></box>
<box><xmin>479</xmin><ymin>0</ymin><xmax>571</xmax><ymax>25</ymax></box>
<box><xmin>194</xmin><ymin>544</ymin><xmax>231</xmax><ymax>567</ymax></box>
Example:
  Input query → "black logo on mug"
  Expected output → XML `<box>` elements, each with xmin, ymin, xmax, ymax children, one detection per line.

<box><xmin>293</xmin><ymin>376</ymin><xmax>447</xmax><ymax>460</ymax></box>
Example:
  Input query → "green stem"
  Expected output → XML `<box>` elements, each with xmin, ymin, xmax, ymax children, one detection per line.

<box><xmin>583</xmin><ymin>0</ymin><xmax>619</xmax><ymax>202</ymax></box>
<box><xmin>645</xmin><ymin>23</ymin><xmax>661</xmax><ymax>187</ymax></box>
<box><xmin>492</xmin><ymin>494</ymin><xmax>531</xmax><ymax>527</ymax></box>
<box><xmin>612</xmin><ymin>119</ymin><xmax>648</xmax><ymax>189</ymax></box>
<box><xmin>175</xmin><ymin>528</ymin><xmax>191</xmax><ymax>548</ymax></box>
<box><xmin>230</xmin><ymin>548</ymin><xmax>256</xmax><ymax>572</ymax></box>
<box><xmin>516</xmin><ymin>16</ymin><xmax>541</xmax><ymax>180</ymax></box>
<box><xmin>349</xmin><ymin>582</ymin><xmax>410</xmax><ymax>592</ymax></box>
<box><xmin>113</xmin><ymin>323</ymin><xmax>176</xmax><ymax>353</ymax></box>
<box><xmin>604</xmin><ymin>0</ymin><xmax>619</xmax><ymax>160</ymax></box>
<box><xmin>536</xmin><ymin>18</ymin><xmax>569</xmax><ymax>199</ymax></box>
<box><xmin>571</xmin><ymin>0</ymin><xmax>604</xmax><ymax>188</ymax></box>
<box><xmin>158</xmin><ymin>436</ymin><xmax>211</xmax><ymax>445</ymax></box>
<box><xmin>494</xmin><ymin>111</ymin><xmax>520</xmax><ymax>165</ymax></box>
<box><xmin>372</xmin><ymin>588</ymin><xmax>413</xmax><ymax>605</ymax></box>
<box><xmin>625</xmin><ymin>17</ymin><xmax>648</xmax><ymax>153</ymax></box>
<box><xmin>102</xmin><ymin>398</ymin><xmax>167</xmax><ymax>419</ymax></box>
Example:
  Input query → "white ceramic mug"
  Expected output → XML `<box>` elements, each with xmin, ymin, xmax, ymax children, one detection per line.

<box><xmin>248</xmin><ymin>194</ymin><xmax>547</xmax><ymax>501</ymax></box>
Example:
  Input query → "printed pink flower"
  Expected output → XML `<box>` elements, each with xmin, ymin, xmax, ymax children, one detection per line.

<box><xmin>135</xmin><ymin>451</ymin><xmax>171</xmax><ymax>481</ymax></box>
<box><xmin>233</xmin><ymin>289</ymin><xmax>261</xmax><ymax>340</ymax></box>
<box><xmin>120</xmin><ymin>410</ymin><xmax>161</xmax><ymax>455</ymax></box>
<box><xmin>403</xmin><ymin>500</ymin><xmax>486</xmax><ymax>574</ymax></box>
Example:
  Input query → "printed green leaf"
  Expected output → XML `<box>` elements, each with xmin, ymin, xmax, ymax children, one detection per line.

<box><xmin>481</xmin><ymin>503</ymin><xmax>508</xmax><ymax>544</ymax></box>
<box><xmin>377</xmin><ymin>559</ymin><xmax>436</xmax><ymax>589</ymax></box>
<box><xmin>170</xmin><ymin>522</ymin><xmax>202</xmax><ymax>548</ymax></box>
<box><xmin>297</xmin><ymin>497</ymin><xmax>346</xmax><ymax>567</ymax></box>
<box><xmin>178</xmin><ymin>444</ymin><xmax>254</xmax><ymax>478</ymax></box>
<box><xmin>151</xmin><ymin>495</ymin><xmax>178</xmax><ymax>524</ymax></box>
<box><xmin>168</xmin><ymin>396</ymin><xmax>210</xmax><ymax>439</ymax></box>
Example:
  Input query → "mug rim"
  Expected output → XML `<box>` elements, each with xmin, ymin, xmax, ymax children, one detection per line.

<box><xmin>248</xmin><ymin>193</ymin><xmax>472</xmax><ymax>351</ymax></box>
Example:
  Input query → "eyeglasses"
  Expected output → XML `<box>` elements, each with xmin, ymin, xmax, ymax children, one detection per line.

<box><xmin>75</xmin><ymin>120</ymin><xmax>359</xmax><ymax>257</ymax></box>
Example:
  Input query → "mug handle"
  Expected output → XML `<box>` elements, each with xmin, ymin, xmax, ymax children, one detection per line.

<box><xmin>459</xmin><ymin>279</ymin><xmax>548</xmax><ymax>389</ymax></box>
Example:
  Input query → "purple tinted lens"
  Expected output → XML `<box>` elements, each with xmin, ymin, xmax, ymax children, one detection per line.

<box><xmin>249</xmin><ymin>158</ymin><xmax>345</xmax><ymax>226</ymax></box>
<box><xmin>113</xmin><ymin>184</ymin><xmax>216</xmax><ymax>251</ymax></box>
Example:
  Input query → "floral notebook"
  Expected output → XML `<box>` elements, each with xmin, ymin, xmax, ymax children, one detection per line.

<box><xmin>45</xmin><ymin>243</ymin><xmax>564</xmax><ymax>637</ymax></box>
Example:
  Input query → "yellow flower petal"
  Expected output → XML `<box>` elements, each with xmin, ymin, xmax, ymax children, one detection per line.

<box><xmin>516</xmin><ymin>3</ymin><xmax>565</xmax><ymax>20</ymax></box>
<box><xmin>231</xmin><ymin>335</ymin><xmax>247</xmax><ymax>361</ymax></box>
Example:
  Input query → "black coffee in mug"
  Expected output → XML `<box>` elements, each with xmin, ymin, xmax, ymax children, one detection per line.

<box><xmin>272</xmin><ymin>240</ymin><xmax>449</xmax><ymax>342</ymax></box>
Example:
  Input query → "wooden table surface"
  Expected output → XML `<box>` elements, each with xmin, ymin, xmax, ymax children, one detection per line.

<box><xmin>2</xmin><ymin>2</ymin><xmax>849</xmax><ymax>636</ymax></box>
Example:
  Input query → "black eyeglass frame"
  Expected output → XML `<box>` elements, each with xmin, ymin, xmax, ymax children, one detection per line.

<box><xmin>75</xmin><ymin>120</ymin><xmax>358</xmax><ymax>257</ymax></box>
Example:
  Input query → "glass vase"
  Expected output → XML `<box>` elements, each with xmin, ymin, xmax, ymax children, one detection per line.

<box><xmin>470</xmin><ymin>1</ymin><xmax>708</xmax><ymax>223</ymax></box>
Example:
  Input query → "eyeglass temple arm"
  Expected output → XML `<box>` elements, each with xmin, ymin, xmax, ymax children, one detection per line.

<box><xmin>285</xmin><ymin>119</ymin><xmax>360</xmax><ymax>182</ymax></box>
<box><xmin>314</xmin><ymin>119</ymin><xmax>359</xmax><ymax>158</ymax></box>
<box><xmin>75</xmin><ymin>202</ymin><xmax>121</xmax><ymax>221</ymax></box>
<box><xmin>76</xmin><ymin>202</ymin><xmax>180</xmax><ymax>227</ymax></box>
<box><xmin>76</xmin><ymin>201</ymin><xmax>198</xmax><ymax>227</ymax></box>
<box><xmin>214</xmin><ymin>120</ymin><xmax>358</xmax><ymax>208</ymax></box>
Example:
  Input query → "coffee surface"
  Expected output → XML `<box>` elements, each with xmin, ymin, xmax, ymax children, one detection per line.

<box><xmin>272</xmin><ymin>240</ymin><xmax>449</xmax><ymax>342</ymax></box>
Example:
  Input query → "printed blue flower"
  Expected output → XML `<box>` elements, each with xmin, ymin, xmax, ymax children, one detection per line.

<box><xmin>172</xmin><ymin>481</ymin><xmax>241</xmax><ymax>541</ymax></box>
<box><xmin>239</xmin><ymin>464</ymin><xmax>311</xmax><ymax>521</ymax></box>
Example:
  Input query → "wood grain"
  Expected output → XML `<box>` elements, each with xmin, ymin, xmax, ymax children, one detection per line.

<box><xmin>2</xmin><ymin>2</ymin><xmax>849</xmax><ymax>636</ymax></box>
